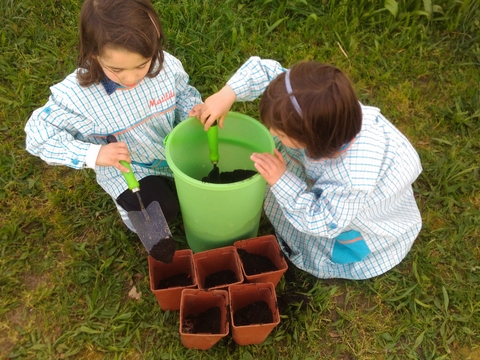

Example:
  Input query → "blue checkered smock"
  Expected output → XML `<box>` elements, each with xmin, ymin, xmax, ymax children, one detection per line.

<box><xmin>25</xmin><ymin>52</ymin><xmax>202</xmax><ymax>200</ymax></box>
<box><xmin>227</xmin><ymin>57</ymin><xmax>422</xmax><ymax>279</ymax></box>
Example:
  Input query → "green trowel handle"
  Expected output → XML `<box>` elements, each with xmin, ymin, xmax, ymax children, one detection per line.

<box><xmin>118</xmin><ymin>160</ymin><xmax>140</xmax><ymax>191</ymax></box>
<box><xmin>106</xmin><ymin>135</ymin><xmax>140</xmax><ymax>191</ymax></box>
<box><xmin>207</xmin><ymin>120</ymin><xmax>219</xmax><ymax>163</ymax></box>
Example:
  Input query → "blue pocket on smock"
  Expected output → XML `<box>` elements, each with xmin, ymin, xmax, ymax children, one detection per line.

<box><xmin>131</xmin><ymin>159</ymin><xmax>168</xmax><ymax>169</ymax></box>
<box><xmin>331</xmin><ymin>230</ymin><xmax>371</xmax><ymax>264</ymax></box>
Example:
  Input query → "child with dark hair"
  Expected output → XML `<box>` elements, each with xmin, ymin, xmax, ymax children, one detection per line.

<box><xmin>25</xmin><ymin>0</ymin><xmax>202</xmax><ymax>232</ymax></box>
<box><xmin>194</xmin><ymin>57</ymin><xmax>422</xmax><ymax>279</ymax></box>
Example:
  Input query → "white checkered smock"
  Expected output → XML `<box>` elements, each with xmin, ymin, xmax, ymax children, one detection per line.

<box><xmin>25</xmin><ymin>52</ymin><xmax>202</xmax><ymax>231</ymax></box>
<box><xmin>227</xmin><ymin>57</ymin><xmax>423</xmax><ymax>279</ymax></box>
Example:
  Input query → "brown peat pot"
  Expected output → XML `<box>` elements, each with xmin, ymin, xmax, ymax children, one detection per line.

<box><xmin>234</xmin><ymin>235</ymin><xmax>288</xmax><ymax>286</ymax></box>
<box><xmin>229</xmin><ymin>282</ymin><xmax>280</xmax><ymax>345</ymax></box>
<box><xmin>148</xmin><ymin>249</ymin><xmax>197</xmax><ymax>311</ymax></box>
<box><xmin>179</xmin><ymin>288</ymin><xmax>229</xmax><ymax>350</ymax></box>
<box><xmin>193</xmin><ymin>246</ymin><xmax>244</xmax><ymax>290</ymax></box>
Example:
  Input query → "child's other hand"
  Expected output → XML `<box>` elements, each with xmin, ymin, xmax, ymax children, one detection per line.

<box><xmin>250</xmin><ymin>149</ymin><xmax>286</xmax><ymax>186</ymax></box>
<box><xmin>96</xmin><ymin>142</ymin><xmax>132</xmax><ymax>173</ymax></box>
<box><xmin>197</xmin><ymin>85</ymin><xmax>236</xmax><ymax>130</ymax></box>
<box><xmin>189</xmin><ymin>103</ymin><xmax>206</xmax><ymax>118</ymax></box>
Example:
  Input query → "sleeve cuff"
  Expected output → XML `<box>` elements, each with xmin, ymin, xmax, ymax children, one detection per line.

<box><xmin>84</xmin><ymin>144</ymin><xmax>102</xmax><ymax>169</ymax></box>
<box><xmin>225</xmin><ymin>80</ymin><xmax>243</xmax><ymax>100</ymax></box>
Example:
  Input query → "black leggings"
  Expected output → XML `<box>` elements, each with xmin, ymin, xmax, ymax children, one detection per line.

<box><xmin>116</xmin><ymin>175</ymin><xmax>179</xmax><ymax>222</ymax></box>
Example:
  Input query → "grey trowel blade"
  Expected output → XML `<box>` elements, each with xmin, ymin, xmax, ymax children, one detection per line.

<box><xmin>128</xmin><ymin>201</ymin><xmax>176</xmax><ymax>263</ymax></box>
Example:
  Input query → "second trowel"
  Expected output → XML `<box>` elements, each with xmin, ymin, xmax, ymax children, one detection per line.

<box><xmin>204</xmin><ymin>120</ymin><xmax>220</xmax><ymax>183</ymax></box>
<box><xmin>107</xmin><ymin>135</ymin><xmax>175</xmax><ymax>263</ymax></box>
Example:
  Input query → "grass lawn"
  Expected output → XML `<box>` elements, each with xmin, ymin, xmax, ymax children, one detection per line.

<box><xmin>1</xmin><ymin>0</ymin><xmax>479</xmax><ymax>359</ymax></box>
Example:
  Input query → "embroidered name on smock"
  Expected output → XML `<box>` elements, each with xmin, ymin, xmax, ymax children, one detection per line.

<box><xmin>150</xmin><ymin>91</ymin><xmax>174</xmax><ymax>107</ymax></box>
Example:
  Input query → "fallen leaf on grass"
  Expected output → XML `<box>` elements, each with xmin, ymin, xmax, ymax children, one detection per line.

<box><xmin>417</xmin><ymin>140</ymin><xmax>430</xmax><ymax>147</ymax></box>
<box><xmin>329</xmin><ymin>332</ymin><xmax>341</xmax><ymax>338</ymax></box>
<box><xmin>128</xmin><ymin>285</ymin><xmax>142</xmax><ymax>301</ymax></box>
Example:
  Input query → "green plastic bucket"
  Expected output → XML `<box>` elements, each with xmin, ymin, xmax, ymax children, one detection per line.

<box><xmin>165</xmin><ymin>112</ymin><xmax>275</xmax><ymax>253</ymax></box>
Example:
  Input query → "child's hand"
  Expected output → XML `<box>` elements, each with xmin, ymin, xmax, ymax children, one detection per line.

<box><xmin>197</xmin><ymin>85</ymin><xmax>236</xmax><ymax>130</ymax></box>
<box><xmin>188</xmin><ymin>103</ymin><xmax>206</xmax><ymax>118</ymax></box>
<box><xmin>96</xmin><ymin>142</ymin><xmax>132</xmax><ymax>173</ymax></box>
<box><xmin>250</xmin><ymin>149</ymin><xmax>286</xmax><ymax>186</ymax></box>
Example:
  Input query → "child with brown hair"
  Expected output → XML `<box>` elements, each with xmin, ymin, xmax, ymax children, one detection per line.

<box><xmin>25</xmin><ymin>0</ymin><xmax>202</xmax><ymax>232</ymax></box>
<box><xmin>194</xmin><ymin>57</ymin><xmax>422</xmax><ymax>279</ymax></box>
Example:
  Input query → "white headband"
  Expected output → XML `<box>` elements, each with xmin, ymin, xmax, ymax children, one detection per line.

<box><xmin>285</xmin><ymin>69</ymin><xmax>302</xmax><ymax>117</ymax></box>
<box><xmin>148</xmin><ymin>13</ymin><xmax>160</xmax><ymax>38</ymax></box>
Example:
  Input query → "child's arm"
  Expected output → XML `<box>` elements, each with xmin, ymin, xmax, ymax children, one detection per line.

<box><xmin>197</xmin><ymin>56</ymin><xmax>286</xmax><ymax>129</ymax></box>
<box><xmin>25</xmin><ymin>97</ymin><xmax>132</xmax><ymax>173</ymax></box>
<box><xmin>273</xmin><ymin>170</ymin><xmax>368</xmax><ymax>239</ymax></box>
<box><xmin>249</xmin><ymin>149</ymin><xmax>363</xmax><ymax>240</ymax></box>
<box><xmin>250</xmin><ymin>149</ymin><xmax>362</xmax><ymax>239</ymax></box>
<box><xmin>168</xmin><ymin>53</ymin><xmax>203</xmax><ymax>126</ymax></box>
<box><xmin>25</xmin><ymin>99</ymin><xmax>96</xmax><ymax>170</ymax></box>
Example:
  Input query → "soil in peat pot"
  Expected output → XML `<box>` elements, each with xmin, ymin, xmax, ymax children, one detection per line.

<box><xmin>233</xmin><ymin>301</ymin><xmax>273</xmax><ymax>326</ymax></box>
<box><xmin>182</xmin><ymin>307</ymin><xmax>221</xmax><ymax>334</ymax></box>
<box><xmin>156</xmin><ymin>273</ymin><xmax>193</xmax><ymax>289</ymax></box>
<box><xmin>204</xmin><ymin>270</ymin><xmax>238</xmax><ymax>289</ymax></box>
<box><xmin>202</xmin><ymin>169</ymin><xmax>257</xmax><ymax>184</ymax></box>
<box><xmin>236</xmin><ymin>249</ymin><xmax>278</xmax><ymax>275</ymax></box>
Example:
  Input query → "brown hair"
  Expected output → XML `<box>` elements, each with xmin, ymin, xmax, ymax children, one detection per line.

<box><xmin>77</xmin><ymin>0</ymin><xmax>165</xmax><ymax>87</ymax></box>
<box><xmin>259</xmin><ymin>62</ymin><xmax>362</xmax><ymax>159</ymax></box>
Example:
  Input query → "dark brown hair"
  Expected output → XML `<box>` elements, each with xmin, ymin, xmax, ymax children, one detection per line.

<box><xmin>259</xmin><ymin>61</ymin><xmax>362</xmax><ymax>159</ymax></box>
<box><xmin>77</xmin><ymin>0</ymin><xmax>165</xmax><ymax>87</ymax></box>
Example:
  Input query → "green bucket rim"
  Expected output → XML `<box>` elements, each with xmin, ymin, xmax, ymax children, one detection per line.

<box><xmin>165</xmin><ymin>112</ymin><xmax>274</xmax><ymax>190</ymax></box>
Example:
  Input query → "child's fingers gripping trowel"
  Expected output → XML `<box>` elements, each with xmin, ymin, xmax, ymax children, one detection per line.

<box><xmin>205</xmin><ymin>119</ymin><xmax>220</xmax><ymax>183</ymax></box>
<box><xmin>107</xmin><ymin>135</ymin><xmax>175</xmax><ymax>263</ymax></box>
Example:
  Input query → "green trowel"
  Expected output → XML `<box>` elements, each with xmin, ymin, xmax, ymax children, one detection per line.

<box><xmin>107</xmin><ymin>135</ymin><xmax>175</xmax><ymax>263</ymax></box>
<box><xmin>205</xmin><ymin>120</ymin><xmax>220</xmax><ymax>183</ymax></box>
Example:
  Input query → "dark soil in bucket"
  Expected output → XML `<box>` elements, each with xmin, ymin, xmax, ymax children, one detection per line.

<box><xmin>233</xmin><ymin>301</ymin><xmax>273</xmax><ymax>326</ymax></box>
<box><xmin>237</xmin><ymin>249</ymin><xmax>278</xmax><ymax>275</ymax></box>
<box><xmin>204</xmin><ymin>270</ymin><xmax>237</xmax><ymax>288</ymax></box>
<box><xmin>156</xmin><ymin>273</ymin><xmax>192</xmax><ymax>289</ymax></box>
<box><xmin>202</xmin><ymin>169</ymin><xmax>257</xmax><ymax>184</ymax></box>
<box><xmin>182</xmin><ymin>306</ymin><xmax>221</xmax><ymax>334</ymax></box>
